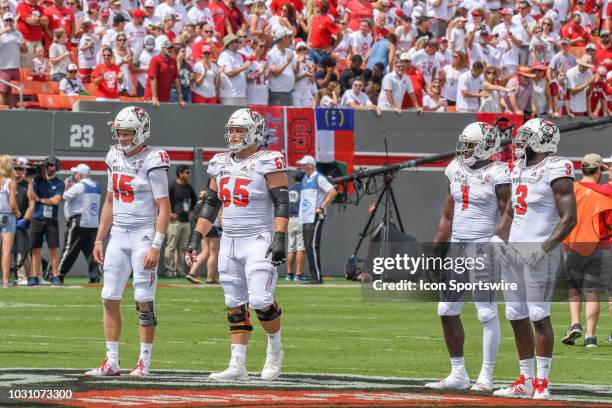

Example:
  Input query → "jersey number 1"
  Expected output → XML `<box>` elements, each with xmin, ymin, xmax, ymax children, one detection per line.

<box><xmin>219</xmin><ymin>177</ymin><xmax>250</xmax><ymax>207</ymax></box>
<box><xmin>461</xmin><ymin>185</ymin><xmax>469</xmax><ymax>210</ymax></box>
<box><xmin>112</xmin><ymin>174</ymin><xmax>135</xmax><ymax>203</ymax></box>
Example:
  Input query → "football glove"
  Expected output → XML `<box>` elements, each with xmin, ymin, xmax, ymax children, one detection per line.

<box><xmin>184</xmin><ymin>231</ymin><xmax>203</xmax><ymax>267</ymax></box>
<box><xmin>266</xmin><ymin>232</ymin><xmax>286</xmax><ymax>266</ymax></box>
<box><xmin>524</xmin><ymin>248</ymin><xmax>548</xmax><ymax>268</ymax></box>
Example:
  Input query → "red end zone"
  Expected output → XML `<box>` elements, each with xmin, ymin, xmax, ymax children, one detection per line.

<box><xmin>37</xmin><ymin>389</ymin><xmax>611</xmax><ymax>408</ymax></box>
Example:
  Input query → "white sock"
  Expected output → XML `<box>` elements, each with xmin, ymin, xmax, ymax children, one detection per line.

<box><xmin>450</xmin><ymin>356</ymin><xmax>467</xmax><ymax>377</ymax></box>
<box><xmin>536</xmin><ymin>356</ymin><xmax>552</xmax><ymax>380</ymax></box>
<box><xmin>519</xmin><ymin>358</ymin><xmax>535</xmax><ymax>379</ymax></box>
<box><xmin>230</xmin><ymin>344</ymin><xmax>247</xmax><ymax>365</ymax></box>
<box><xmin>266</xmin><ymin>330</ymin><xmax>282</xmax><ymax>352</ymax></box>
<box><xmin>479</xmin><ymin>317</ymin><xmax>500</xmax><ymax>381</ymax></box>
<box><xmin>140</xmin><ymin>343</ymin><xmax>153</xmax><ymax>367</ymax></box>
<box><xmin>106</xmin><ymin>341</ymin><xmax>119</xmax><ymax>365</ymax></box>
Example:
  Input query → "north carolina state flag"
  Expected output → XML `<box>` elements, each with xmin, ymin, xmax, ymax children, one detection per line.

<box><xmin>315</xmin><ymin>108</ymin><xmax>354</xmax><ymax>176</ymax></box>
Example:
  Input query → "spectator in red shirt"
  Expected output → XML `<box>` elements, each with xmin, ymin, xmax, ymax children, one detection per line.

<box><xmin>192</xmin><ymin>23</ymin><xmax>219</xmax><ymax>61</ymax></box>
<box><xmin>560</xmin><ymin>13</ymin><xmax>591</xmax><ymax>47</ymax></box>
<box><xmin>91</xmin><ymin>46</ymin><xmax>123</xmax><ymax>100</ymax></box>
<box><xmin>44</xmin><ymin>0</ymin><xmax>74</xmax><ymax>50</ymax></box>
<box><xmin>605</xmin><ymin>72</ymin><xmax>612</xmax><ymax>113</ymax></box>
<box><xmin>344</xmin><ymin>0</ymin><xmax>373</xmax><ymax>32</ymax></box>
<box><xmin>208</xmin><ymin>0</ymin><xmax>227</xmax><ymax>39</ymax></box>
<box><xmin>307</xmin><ymin>0</ymin><xmax>341</xmax><ymax>65</ymax></box>
<box><xmin>221</xmin><ymin>0</ymin><xmax>246</xmax><ymax>36</ymax></box>
<box><xmin>163</xmin><ymin>13</ymin><xmax>177</xmax><ymax>42</ymax></box>
<box><xmin>588</xmin><ymin>66</ymin><xmax>609</xmax><ymax>117</ymax></box>
<box><xmin>270</xmin><ymin>0</ymin><xmax>303</xmax><ymax>16</ymax></box>
<box><xmin>400</xmin><ymin>53</ymin><xmax>426</xmax><ymax>110</ymax></box>
<box><xmin>145</xmin><ymin>39</ymin><xmax>186</xmax><ymax>106</ymax></box>
<box><xmin>16</xmin><ymin>0</ymin><xmax>49</xmax><ymax>68</ymax></box>
<box><xmin>595</xmin><ymin>30</ymin><xmax>612</xmax><ymax>72</ymax></box>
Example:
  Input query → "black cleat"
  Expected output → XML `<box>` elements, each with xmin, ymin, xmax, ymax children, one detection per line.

<box><xmin>561</xmin><ymin>323</ymin><xmax>583</xmax><ymax>345</ymax></box>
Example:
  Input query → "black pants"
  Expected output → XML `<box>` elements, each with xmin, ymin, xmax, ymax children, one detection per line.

<box><xmin>58</xmin><ymin>215</ymin><xmax>99</xmax><ymax>280</ymax></box>
<box><xmin>302</xmin><ymin>218</ymin><xmax>324</xmax><ymax>282</ymax></box>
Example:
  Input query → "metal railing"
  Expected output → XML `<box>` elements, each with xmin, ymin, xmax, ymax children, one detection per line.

<box><xmin>0</xmin><ymin>78</ymin><xmax>24</xmax><ymax>109</ymax></box>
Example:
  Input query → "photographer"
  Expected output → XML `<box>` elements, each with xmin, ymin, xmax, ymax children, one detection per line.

<box><xmin>58</xmin><ymin>164</ymin><xmax>101</xmax><ymax>283</ymax></box>
<box><xmin>26</xmin><ymin>156</ymin><xmax>64</xmax><ymax>286</ymax></box>
<box><xmin>297</xmin><ymin>155</ymin><xmax>337</xmax><ymax>284</ymax></box>
<box><xmin>13</xmin><ymin>157</ymin><xmax>31</xmax><ymax>285</ymax></box>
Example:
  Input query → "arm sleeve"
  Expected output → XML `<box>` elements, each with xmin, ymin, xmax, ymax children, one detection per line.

<box><xmin>547</xmin><ymin>158</ymin><xmax>574</xmax><ymax>184</ymax></box>
<box><xmin>317</xmin><ymin>175</ymin><xmax>334</xmax><ymax>193</ymax></box>
<box><xmin>149</xmin><ymin>168</ymin><xmax>169</xmax><ymax>199</ymax></box>
<box><xmin>257</xmin><ymin>151</ymin><xmax>287</xmax><ymax>175</ymax></box>
<box><xmin>494</xmin><ymin>162</ymin><xmax>511</xmax><ymax>185</ymax></box>
<box><xmin>63</xmin><ymin>182</ymin><xmax>84</xmax><ymax>202</ymax></box>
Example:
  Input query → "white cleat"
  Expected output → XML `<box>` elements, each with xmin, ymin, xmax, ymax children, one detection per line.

<box><xmin>425</xmin><ymin>374</ymin><xmax>471</xmax><ymax>390</ymax></box>
<box><xmin>532</xmin><ymin>378</ymin><xmax>551</xmax><ymax>400</ymax></box>
<box><xmin>261</xmin><ymin>347</ymin><xmax>284</xmax><ymax>380</ymax></box>
<box><xmin>209</xmin><ymin>359</ymin><xmax>249</xmax><ymax>381</ymax></box>
<box><xmin>470</xmin><ymin>380</ymin><xmax>493</xmax><ymax>392</ymax></box>
<box><xmin>129</xmin><ymin>359</ymin><xmax>149</xmax><ymax>377</ymax></box>
<box><xmin>492</xmin><ymin>374</ymin><xmax>533</xmax><ymax>398</ymax></box>
<box><xmin>84</xmin><ymin>357</ymin><xmax>120</xmax><ymax>377</ymax></box>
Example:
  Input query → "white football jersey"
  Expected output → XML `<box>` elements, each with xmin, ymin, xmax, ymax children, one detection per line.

<box><xmin>445</xmin><ymin>159</ymin><xmax>510</xmax><ymax>240</ymax></box>
<box><xmin>207</xmin><ymin>150</ymin><xmax>287</xmax><ymax>237</ymax></box>
<box><xmin>509</xmin><ymin>156</ymin><xmax>574</xmax><ymax>243</ymax></box>
<box><xmin>105</xmin><ymin>145</ymin><xmax>170</xmax><ymax>229</ymax></box>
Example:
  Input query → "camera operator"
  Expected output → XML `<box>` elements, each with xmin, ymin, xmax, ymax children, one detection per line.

<box><xmin>297</xmin><ymin>155</ymin><xmax>337</xmax><ymax>284</ymax></box>
<box><xmin>13</xmin><ymin>157</ymin><xmax>32</xmax><ymax>285</ymax></box>
<box><xmin>58</xmin><ymin>164</ymin><xmax>101</xmax><ymax>284</ymax></box>
<box><xmin>26</xmin><ymin>156</ymin><xmax>64</xmax><ymax>286</ymax></box>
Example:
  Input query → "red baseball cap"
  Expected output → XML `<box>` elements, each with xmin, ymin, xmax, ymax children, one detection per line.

<box><xmin>100</xmin><ymin>7</ymin><xmax>110</xmax><ymax>16</ymax></box>
<box><xmin>394</xmin><ymin>9</ymin><xmax>404</xmax><ymax>17</ymax></box>
<box><xmin>532</xmin><ymin>63</ymin><xmax>547</xmax><ymax>71</ymax></box>
<box><xmin>132</xmin><ymin>8</ymin><xmax>145</xmax><ymax>17</ymax></box>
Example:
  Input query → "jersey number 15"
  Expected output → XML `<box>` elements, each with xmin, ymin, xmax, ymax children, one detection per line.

<box><xmin>219</xmin><ymin>177</ymin><xmax>251</xmax><ymax>207</ymax></box>
<box><xmin>112</xmin><ymin>174</ymin><xmax>135</xmax><ymax>203</ymax></box>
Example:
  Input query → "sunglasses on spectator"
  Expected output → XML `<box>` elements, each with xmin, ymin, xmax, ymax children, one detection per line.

<box><xmin>533</xmin><ymin>30</ymin><xmax>542</xmax><ymax>33</ymax></box>
<box><xmin>542</xmin><ymin>22</ymin><xmax>551</xmax><ymax>26</ymax></box>
<box><xmin>203</xmin><ymin>51</ymin><xmax>211</xmax><ymax>55</ymax></box>
<box><xmin>205</xmin><ymin>30</ymin><xmax>213</xmax><ymax>33</ymax></box>
<box><xmin>485</xmin><ymin>71</ymin><xmax>496</xmax><ymax>75</ymax></box>
<box><xmin>14</xmin><ymin>167</ymin><xmax>25</xmax><ymax>171</ymax></box>
<box><xmin>0</xmin><ymin>6</ymin><xmax>8</xmax><ymax>9</ymax></box>
<box><xmin>68</xmin><ymin>69</ymin><xmax>77</xmax><ymax>73</ymax></box>
<box><xmin>602</xmin><ymin>34</ymin><xmax>610</xmax><ymax>38</ymax></box>
<box><xmin>117</xmin><ymin>38</ymin><xmax>126</xmax><ymax>41</ymax></box>
<box><xmin>353</xmin><ymin>83</ymin><xmax>363</xmax><ymax>87</ymax></box>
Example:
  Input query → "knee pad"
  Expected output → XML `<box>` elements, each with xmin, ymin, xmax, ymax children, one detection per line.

<box><xmin>136</xmin><ymin>301</ymin><xmax>157</xmax><ymax>327</ymax></box>
<box><xmin>228</xmin><ymin>304</ymin><xmax>253</xmax><ymax>333</ymax></box>
<box><xmin>255</xmin><ymin>301</ymin><xmax>282</xmax><ymax>322</ymax></box>
<box><xmin>437</xmin><ymin>301</ymin><xmax>463</xmax><ymax>317</ymax></box>
<box><xmin>505</xmin><ymin>302</ymin><xmax>529</xmax><ymax>321</ymax></box>
<box><xmin>476</xmin><ymin>303</ymin><xmax>498</xmax><ymax>324</ymax></box>
<box><xmin>528</xmin><ymin>303</ymin><xmax>550</xmax><ymax>322</ymax></box>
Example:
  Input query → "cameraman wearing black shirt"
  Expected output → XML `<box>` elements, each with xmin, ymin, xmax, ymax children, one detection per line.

<box><xmin>163</xmin><ymin>165</ymin><xmax>197</xmax><ymax>277</ymax></box>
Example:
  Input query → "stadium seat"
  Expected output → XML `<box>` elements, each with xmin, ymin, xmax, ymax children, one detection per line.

<box><xmin>445</xmin><ymin>105</ymin><xmax>457</xmax><ymax>113</ymax></box>
<box><xmin>0</xmin><ymin>105</ymin><xmax>9</xmax><ymax>110</ymax></box>
<box><xmin>10</xmin><ymin>81</ymin><xmax>34</xmax><ymax>97</ymax></box>
<box><xmin>84</xmin><ymin>83</ymin><xmax>97</xmax><ymax>96</ymax></box>
<box><xmin>19</xmin><ymin>68</ymin><xmax>32</xmax><ymax>81</ymax></box>
<box><xmin>119</xmin><ymin>96</ymin><xmax>143</xmax><ymax>102</ymax></box>
<box><xmin>38</xmin><ymin>94</ymin><xmax>65</xmax><ymax>110</ymax></box>
<box><xmin>60</xmin><ymin>94</ymin><xmax>78</xmax><ymax>110</ymax></box>
<box><xmin>33</xmin><ymin>81</ymin><xmax>60</xmax><ymax>95</ymax></box>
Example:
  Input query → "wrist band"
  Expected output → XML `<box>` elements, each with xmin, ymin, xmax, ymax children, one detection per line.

<box><xmin>152</xmin><ymin>231</ymin><xmax>166</xmax><ymax>250</ymax></box>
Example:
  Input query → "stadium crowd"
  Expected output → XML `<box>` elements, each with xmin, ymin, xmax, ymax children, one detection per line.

<box><xmin>0</xmin><ymin>0</ymin><xmax>610</xmax><ymax>113</ymax></box>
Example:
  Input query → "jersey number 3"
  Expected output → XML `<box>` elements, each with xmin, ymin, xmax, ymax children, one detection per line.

<box><xmin>219</xmin><ymin>177</ymin><xmax>250</xmax><ymax>207</ymax></box>
<box><xmin>515</xmin><ymin>185</ymin><xmax>528</xmax><ymax>215</ymax></box>
<box><xmin>112</xmin><ymin>174</ymin><xmax>135</xmax><ymax>203</ymax></box>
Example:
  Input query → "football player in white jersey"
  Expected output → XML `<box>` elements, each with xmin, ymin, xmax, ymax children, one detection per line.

<box><xmin>86</xmin><ymin>106</ymin><xmax>171</xmax><ymax>377</ymax></box>
<box><xmin>185</xmin><ymin>108</ymin><xmax>289</xmax><ymax>381</ymax></box>
<box><xmin>491</xmin><ymin>118</ymin><xmax>576</xmax><ymax>400</ymax></box>
<box><xmin>426</xmin><ymin>122</ymin><xmax>510</xmax><ymax>392</ymax></box>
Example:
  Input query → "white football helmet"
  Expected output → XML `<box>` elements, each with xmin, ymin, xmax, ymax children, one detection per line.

<box><xmin>514</xmin><ymin>118</ymin><xmax>560</xmax><ymax>158</ymax></box>
<box><xmin>456</xmin><ymin>122</ymin><xmax>501</xmax><ymax>166</ymax></box>
<box><xmin>111</xmin><ymin>106</ymin><xmax>151</xmax><ymax>153</ymax></box>
<box><xmin>224</xmin><ymin>108</ymin><xmax>265</xmax><ymax>153</ymax></box>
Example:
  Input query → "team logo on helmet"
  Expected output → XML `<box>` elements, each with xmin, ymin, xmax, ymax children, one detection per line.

<box><xmin>540</xmin><ymin>120</ymin><xmax>555</xmax><ymax>144</ymax></box>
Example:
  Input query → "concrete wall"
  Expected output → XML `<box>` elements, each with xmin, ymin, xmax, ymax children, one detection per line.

<box><xmin>2</xmin><ymin>104</ymin><xmax>611</xmax><ymax>276</ymax></box>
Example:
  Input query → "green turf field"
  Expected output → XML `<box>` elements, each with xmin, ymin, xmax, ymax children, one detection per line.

<box><xmin>0</xmin><ymin>278</ymin><xmax>610</xmax><ymax>386</ymax></box>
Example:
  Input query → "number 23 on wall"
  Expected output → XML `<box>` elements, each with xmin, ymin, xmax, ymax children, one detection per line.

<box><xmin>70</xmin><ymin>124</ymin><xmax>95</xmax><ymax>148</ymax></box>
